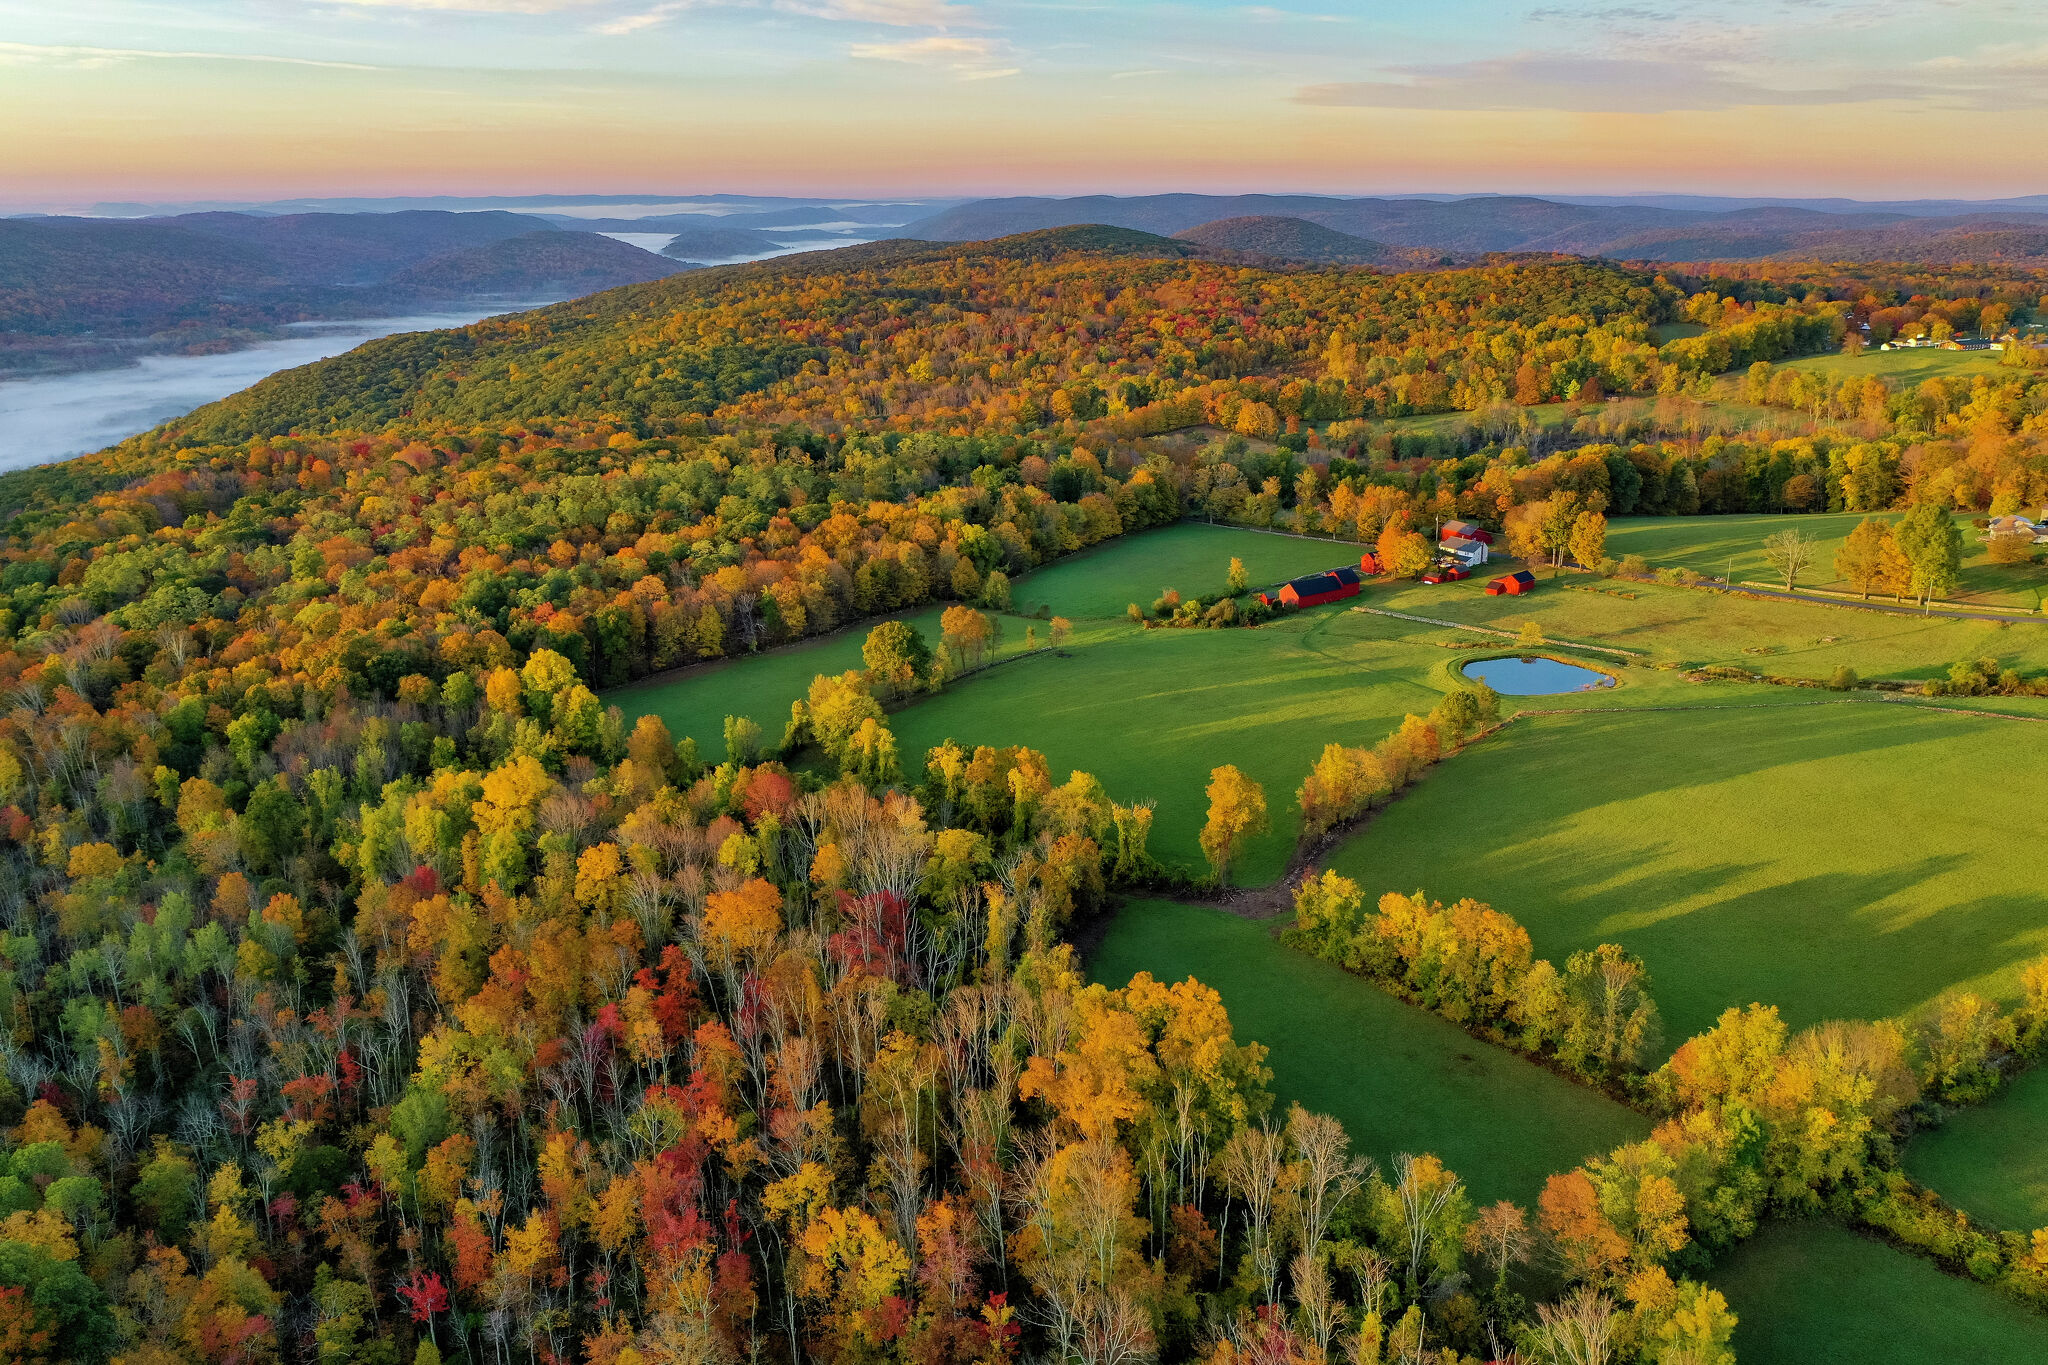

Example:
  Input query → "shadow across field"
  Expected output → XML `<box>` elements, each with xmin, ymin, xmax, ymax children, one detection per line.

<box><xmin>1328</xmin><ymin>705</ymin><xmax>2048</xmax><ymax>1043</ymax></box>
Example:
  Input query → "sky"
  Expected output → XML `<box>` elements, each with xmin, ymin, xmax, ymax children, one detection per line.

<box><xmin>4</xmin><ymin>0</ymin><xmax>2048</xmax><ymax>208</ymax></box>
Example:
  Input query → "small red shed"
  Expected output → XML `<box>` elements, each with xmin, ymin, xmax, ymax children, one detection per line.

<box><xmin>1358</xmin><ymin>551</ymin><xmax>1383</xmax><ymax>575</ymax></box>
<box><xmin>1485</xmin><ymin>570</ymin><xmax>1537</xmax><ymax>596</ymax></box>
<box><xmin>1277</xmin><ymin>569</ymin><xmax>1362</xmax><ymax>609</ymax></box>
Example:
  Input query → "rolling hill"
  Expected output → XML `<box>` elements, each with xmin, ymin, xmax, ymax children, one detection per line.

<box><xmin>901</xmin><ymin>193</ymin><xmax>2048</xmax><ymax>263</ymax></box>
<box><xmin>385</xmin><ymin>230</ymin><xmax>686</xmax><ymax>295</ymax></box>
<box><xmin>1171</xmin><ymin>215</ymin><xmax>1397</xmax><ymax>264</ymax></box>
<box><xmin>0</xmin><ymin>209</ymin><xmax>678</xmax><ymax>373</ymax></box>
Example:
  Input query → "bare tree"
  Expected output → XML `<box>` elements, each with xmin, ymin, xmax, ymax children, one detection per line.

<box><xmin>1288</xmin><ymin>1105</ymin><xmax>1373</xmax><ymax>1254</ymax></box>
<box><xmin>1529</xmin><ymin>1286</ymin><xmax>1616</xmax><ymax>1365</ymax></box>
<box><xmin>1761</xmin><ymin>528</ymin><xmax>1820</xmax><ymax>593</ymax></box>
<box><xmin>1218</xmin><ymin>1124</ymin><xmax>1288</xmax><ymax>1306</ymax></box>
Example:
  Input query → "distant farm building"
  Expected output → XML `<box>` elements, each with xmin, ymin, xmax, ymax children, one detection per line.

<box><xmin>1987</xmin><ymin>513</ymin><xmax>2048</xmax><ymax>545</ymax></box>
<box><xmin>1485</xmin><ymin>570</ymin><xmax>1537</xmax><ymax>596</ymax></box>
<box><xmin>1275</xmin><ymin>567</ymin><xmax>1363</xmax><ymax>609</ymax></box>
<box><xmin>1358</xmin><ymin>551</ymin><xmax>1382</xmax><ymax>575</ymax></box>
<box><xmin>1439</xmin><ymin>536</ymin><xmax>1490</xmax><ymax>569</ymax></box>
<box><xmin>1440</xmin><ymin>520</ymin><xmax>1494</xmax><ymax>545</ymax></box>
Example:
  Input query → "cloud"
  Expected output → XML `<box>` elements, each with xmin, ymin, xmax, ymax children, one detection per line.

<box><xmin>1297</xmin><ymin>53</ymin><xmax>1857</xmax><ymax>114</ymax></box>
<box><xmin>595</xmin><ymin>0</ymin><xmax>971</xmax><ymax>34</ymax></box>
<box><xmin>0</xmin><ymin>41</ymin><xmax>382</xmax><ymax>71</ymax></box>
<box><xmin>324</xmin><ymin>0</ymin><xmax>605</xmax><ymax>11</ymax></box>
<box><xmin>849</xmin><ymin>34</ymin><xmax>1015</xmax><ymax>77</ymax></box>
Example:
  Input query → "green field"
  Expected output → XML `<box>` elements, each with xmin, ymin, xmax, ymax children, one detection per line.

<box><xmin>1323</xmin><ymin>704</ymin><xmax>2048</xmax><ymax>1043</ymax></box>
<box><xmin>613</xmin><ymin>524</ymin><xmax>2048</xmax><ymax>885</ymax></box>
<box><xmin>1785</xmin><ymin>347</ymin><xmax>2012</xmax><ymax>384</ymax></box>
<box><xmin>1375</xmin><ymin>565</ymin><xmax>2048</xmax><ymax>683</ymax></box>
<box><xmin>1605</xmin><ymin>511</ymin><xmax>2048</xmax><ymax>611</ymax></box>
<box><xmin>1008</xmin><ymin>523</ymin><xmax>1361</xmax><ymax>619</ymax></box>
<box><xmin>1904</xmin><ymin>1064</ymin><xmax>2048</xmax><ymax>1232</ymax></box>
<box><xmin>1716</xmin><ymin>1221</ymin><xmax>2048</xmax><ymax>1364</ymax></box>
<box><xmin>1088</xmin><ymin>900</ymin><xmax>1647</xmax><ymax>1207</ymax></box>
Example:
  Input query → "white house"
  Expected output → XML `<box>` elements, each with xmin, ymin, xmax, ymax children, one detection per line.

<box><xmin>1439</xmin><ymin>536</ymin><xmax>1489</xmax><ymax>568</ymax></box>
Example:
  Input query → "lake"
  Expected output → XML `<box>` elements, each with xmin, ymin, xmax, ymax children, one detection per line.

<box><xmin>0</xmin><ymin>304</ymin><xmax>552</xmax><ymax>471</ymax></box>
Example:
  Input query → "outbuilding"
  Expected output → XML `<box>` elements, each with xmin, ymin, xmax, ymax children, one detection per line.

<box><xmin>1277</xmin><ymin>569</ymin><xmax>1363</xmax><ymax>608</ymax></box>
<box><xmin>1358</xmin><ymin>551</ymin><xmax>1383</xmax><ymax>575</ymax></box>
<box><xmin>1485</xmin><ymin>570</ymin><xmax>1537</xmax><ymax>596</ymax></box>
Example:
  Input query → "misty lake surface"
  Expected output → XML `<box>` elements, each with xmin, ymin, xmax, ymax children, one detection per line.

<box><xmin>1460</xmin><ymin>656</ymin><xmax>1617</xmax><ymax>695</ymax></box>
<box><xmin>0</xmin><ymin>304</ymin><xmax>550</xmax><ymax>471</ymax></box>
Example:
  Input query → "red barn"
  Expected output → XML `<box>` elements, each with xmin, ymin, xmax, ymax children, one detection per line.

<box><xmin>1485</xmin><ymin>570</ymin><xmax>1537</xmax><ymax>596</ymax></box>
<box><xmin>1277</xmin><ymin>569</ymin><xmax>1362</xmax><ymax>608</ymax></box>
<box><xmin>1358</xmin><ymin>551</ymin><xmax>1383</xmax><ymax>575</ymax></box>
<box><xmin>1442</xmin><ymin>519</ymin><xmax>1496</xmax><ymax>545</ymax></box>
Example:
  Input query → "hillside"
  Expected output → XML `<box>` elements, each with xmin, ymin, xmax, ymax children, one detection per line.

<box><xmin>656</xmin><ymin>222</ymin><xmax>788</xmax><ymax>260</ymax></box>
<box><xmin>905</xmin><ymin>193</ymin><xmax>2048</xmax><ymax>263</ymax></box>
<box><xmin>0</xmin><ymin>209</ymin><xmax>655</xmax><ymax>373</ymax></box>
<box><xmin>1172</xmin><ymin>215</ymin><xmax>1396</xmax><ymax>264</ymax></box>
<box><xmin>386</xmin><ymin>230</ymin><xmax>682</xmax><ymax>294</ymax></box>
<box><xmin>154</xmin><ymin>208</ymin><xmax>559</xmax><ymax>283</ymax></box>
<box><xmin>138</xmin><ymin>227</ymin><xmax>1650</xmax><ymax>447</ymax></box>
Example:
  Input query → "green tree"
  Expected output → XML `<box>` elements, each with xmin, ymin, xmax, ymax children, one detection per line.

<box><xmin>861</xmin><ymin>619</ymin><xmax>933</xmax><ymax>700</ymax></box>
<box><xmin>1894</xmin><ymin>502</ymin><xmax>1963</xmax><ymax>607</ymax></box>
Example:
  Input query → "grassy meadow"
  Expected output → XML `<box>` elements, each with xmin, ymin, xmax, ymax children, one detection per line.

<box><xmin>614</xmin><ymin>523</ymin><xmax>2048</xmax><ymax>885</ymax></box>
<box><xmin>1088</xmin><ymin>899</ymin><xmax>1648</xmax><ymax>1207</ymax></box>
<box><xmin>1784</xmin><ymin>347</ymin><xmax>2012</xmax><ymax>384</ymax></box>
<box><xmin>1904</xmin><ymin>1064</ymin><xmax>2048</xmax><ymax>1232</ymax></box>
<box><xmin>1604</xmin><ymin>511</ymin><xmax>2048</xmax><ymax>611</ymax></box>
<box><xmin>1714</xmin><ymin>1221</ymin><xmax>2048</xmax><ymax>1364</ymax></box>
<box><xmin>1375</xmin><ymin>565</ymin><xmax>2048</xmax><ymax>683</ymax></box>
<box><xmin>1322</xmin><ymin>703</ymin><xmax>2048</xmax><ymax>1044</ymax></box>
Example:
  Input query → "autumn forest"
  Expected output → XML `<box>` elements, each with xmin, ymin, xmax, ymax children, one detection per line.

<box><xmin>3</xmin><ymin>216</ymin><xmax>2048</xmax><ymax>1365</ymax></box>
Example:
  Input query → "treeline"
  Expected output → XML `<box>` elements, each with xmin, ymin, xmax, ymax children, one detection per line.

<box><xmin>1289</xmin><ymin>870</ymin><xmax>2048</xmax><ymax>1322</ymax></box>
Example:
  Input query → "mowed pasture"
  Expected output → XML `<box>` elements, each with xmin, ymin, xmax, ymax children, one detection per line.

<box><xmin>614</xmin><ymin>526</ymin><xmax>1804</xmax><ymax>883</ymax></box>
<box><xmin>1785</xmin><ymin>346</ymin><xmax>2012</xmax><ymax>385</ymax></box>
<box><xmin>1604</xmin><ymin>511</ymin><xmax>2048</xmax><ymax>611</ymax></box>
<box><xmin>1714</xmin><ymin>1221</ymin><xmax>2048</xmax><ymax>1364</ymax></box>
<box><xmin>1323</xmin><ymin>703</ymin><xmax>2048</xmax><ymax>1044</ymax></box>
<box><xmin>613</xmin><ymin>523</ymin><xmax>2048</xmax><ymax>885</ymax></box>
<box><xmin>1008</xmin><ymin>522</ymin><xmax>1361</xmax><ymax>620</ymax></box>
<box><xmin>1374</xmin><ymin>567</ymin><xmax>2048</xmax><ymax>684</ymax></box>
<box><xmin>1088</xmin><ymin>899</ymin><xmax>1648</xmax><ymax>1208</ymax></box>
<box><xmin>1904</xmin><ymin>1064</ymin><xmax>2048</xmax><ymax>1232</ymax></box>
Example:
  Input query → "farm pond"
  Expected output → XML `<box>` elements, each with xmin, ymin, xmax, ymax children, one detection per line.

<box><xmin>1460</xmin><ymin>655</ymin><xmax>1617</xmax><ymax>695</ymax></box>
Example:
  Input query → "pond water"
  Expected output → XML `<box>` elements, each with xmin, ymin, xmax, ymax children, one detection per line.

<box><xmin>1460</xmin><ymin>655</ymin><xmax>1616</xmax><ymax>695</ymax></box>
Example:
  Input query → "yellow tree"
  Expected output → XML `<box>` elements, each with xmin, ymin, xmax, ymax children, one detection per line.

<box><xmin>1200</xmin><ymin>766</ymin><xmax>1267</xmax><ymax>884</ymax></box>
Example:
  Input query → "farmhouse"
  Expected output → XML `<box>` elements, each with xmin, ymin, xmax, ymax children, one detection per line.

<box><xmin>1439</xmin><ymin>536</ymin><xmax>1490</xmax><ymax>569</ymax></box>
<box><xmin>1485</xmin><ymin>570</ymin><xmax>1537</xmax><ymax>595</ymax></box>
<box><xmin>1275</xmin><ymin>567</ymin><xmax>1363</xmax><ymax>608</ymax></box>
<box><xmin>1987</xmin><ymin>513</ymin><xmax>2048</xmax><ymax>545</ymax></box>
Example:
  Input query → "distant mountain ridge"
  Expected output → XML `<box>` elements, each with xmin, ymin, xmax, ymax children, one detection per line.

<box><xmin>0</xmin><ymin>210</ymin><xmax>685</xmax><ymax>375</ymax></box>
<box><xmin>900</xmin><ymin>193</ymin><xmax>2048</xmax><ymax>262</ymax></box>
